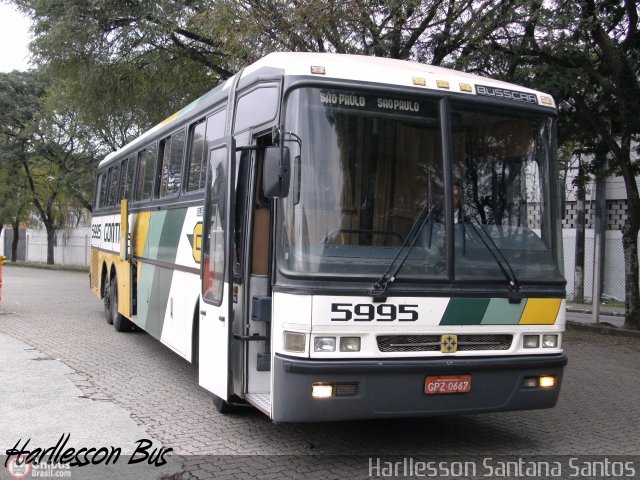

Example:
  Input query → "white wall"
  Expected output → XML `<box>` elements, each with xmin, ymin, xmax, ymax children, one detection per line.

<box><xmin>26</xmin><ymin>227</ymin><xmax>91</xmax><ymax>266</ymax></box>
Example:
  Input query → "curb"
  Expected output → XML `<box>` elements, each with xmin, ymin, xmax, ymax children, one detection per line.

<box><xmin>566</xmin><ymin>307</ymin><xmax>625</xmax><ymax>318</ymax></box>
<box><xmin>566</xmin><ymin>320</ymin><xmax>640</xmax><ymax>339</ymax></box>
<box><xmin>2</xmin><ymin>262</ymin><xmax>89</xmax><ymax>273</ymax></box>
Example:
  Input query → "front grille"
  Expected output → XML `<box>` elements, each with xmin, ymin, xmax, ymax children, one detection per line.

<box><xmin>377</xmin><ymin>334</ymin><xmax>513</xmax><ymax>353</ymax></box>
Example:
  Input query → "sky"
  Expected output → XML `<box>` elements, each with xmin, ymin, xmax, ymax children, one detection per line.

<box><xmin>0</xmin><ymin>2</ymin><xmax>33</xmax><ymax>72</ymax></box>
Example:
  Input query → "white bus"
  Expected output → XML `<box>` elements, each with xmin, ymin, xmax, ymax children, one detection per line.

<box><xmin>90</xmin><ymin>52</ymin><xmax>567</xmax><ymax>422</ymax></box>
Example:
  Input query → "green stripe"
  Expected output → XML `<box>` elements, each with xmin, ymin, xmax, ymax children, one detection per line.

<box><xmin>158</xmin><ymin>208</ymin><xmax>188</xmax><ymax>263</ymax></box>
<box><xmin>136</xmin><ymin>263</ymin><xmax>155</xmax><ymax>330</ymax></box>
<box><xmin>480</xmin><ymin>298</ymin><xmax>527</xmax><ymax>325</ymax></box>
<box><xmin>440</xmin><ymin>298</ymin><xmax>491</xmax><ymax>325</ymax></box>
<box><xmin>146</xmin><ymin>210</ymin><xmax>167</xmax><ymax>260</ymax></box>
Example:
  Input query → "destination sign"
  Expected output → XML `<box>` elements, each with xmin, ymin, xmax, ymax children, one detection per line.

<box><xmin>318</xmin><ymin>90</ymin><xmax>435</xmax><ymax>117</ymax></box>
<box><xmin>476</xmin><ymin>85</ymin><xmax>538</xmax><ymax>104</ymax></box>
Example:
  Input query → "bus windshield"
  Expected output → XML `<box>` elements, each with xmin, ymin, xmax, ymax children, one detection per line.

<box><xmin>278</xmin><ymin>87</ymin><xmax>562</xmax><ymax>284</ymax></box>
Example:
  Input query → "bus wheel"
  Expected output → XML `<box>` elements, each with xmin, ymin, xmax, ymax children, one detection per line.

<box><xmin>103</xmin><ymin>278</ymin><xmax>113</xmax><ymax>325</ymax></box>
<box><xmin>110</xmin><ymin>275</ymin><xmax>132</xmax><ymax>332</ymax></box>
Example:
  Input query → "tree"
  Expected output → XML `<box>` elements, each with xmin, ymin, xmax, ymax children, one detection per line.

<box><xmin>13</xmin><ymin>0</ymin><xmax>523</xmax><ymax>132</ymax></box>
<box><xmin>480</xmin><ymin>0</ymin><xmax>640</xmax><ymax>329</ymax></box>
<box><xmin>0</xmin><ymin>71</ymin><xmax>98</xmax><ymax>264</ymax></box>
<box><xmin>0</xmin><ymin>165</ymin><xmax>32</xmax><ymax>261</ymax></box>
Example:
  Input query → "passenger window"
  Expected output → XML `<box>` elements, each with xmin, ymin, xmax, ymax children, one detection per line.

<box><xmin>134</xmin><ymin>145</ymin><xmax>156</xmax><ymax>202</ymax></box>
<box><xmin>159</xmin><ymin>129</ymin><xmax>185</xmax><ymax>197</ymax></box>
<box><xmin>234</xmin><ymin>87</ymin><xmax>278</xmax><ymax>132</ymax></box>
<box><xmin>205</xmin><ymin>109</ymin><xmax>226</xmax><ymax>142</ymax></box>
<box><xmin>120</xmin><ymin>158</ymin><xmax>135</xmax><ymax>201</ymax></box>
<box><xmin>96</xmin><ymin>171</ymin><xmax>108</xmax><ymax>209</ymax></box>
<box><xmin>186</xmin><ymin>120</ymin><xmax>206</xmax><ymax>192</ymax></box>
<box><xmin>107</xmin><ymin>165</ymin><xmax>120</xmax><ymax>206</ymax></box>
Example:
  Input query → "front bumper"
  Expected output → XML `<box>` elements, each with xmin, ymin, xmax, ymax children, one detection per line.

<box><xmin>272</xmin><ymin>353</ymin><xmax>567</xmax><ymax>422</ymax></box>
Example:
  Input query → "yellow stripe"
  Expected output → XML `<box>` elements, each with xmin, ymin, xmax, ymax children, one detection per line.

<box><xmin>519</xmin><ymin>298</ymin><xmax>562</xmax><ymax>325</ymax></box>
<box><xmin>133</xmin><ymin>211</ymin><xmax>151</xmax><ymax>257</ymax></box>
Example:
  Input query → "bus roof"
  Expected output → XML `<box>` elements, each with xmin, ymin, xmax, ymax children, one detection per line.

<box><xmin>101</xmin><ymin>52</ymin><xmax>555</xmax><ymax>167</ymax></box>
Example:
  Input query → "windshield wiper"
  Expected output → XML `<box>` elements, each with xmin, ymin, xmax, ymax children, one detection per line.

<box><xmin>464</xmin><ymin>220</ymin><xmax>522</xmax><ymax>303</ymax></box>
<box><xmin>369</xmin><ymin>205</ymin><xmax>436</xmax><ymax>300</ymax></box>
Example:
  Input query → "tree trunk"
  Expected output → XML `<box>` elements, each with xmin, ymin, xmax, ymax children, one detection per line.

<box><xmin>622</xmin><ymin>224</ymin><xmax>640</xmax><ymax>330</ymax></box>
<box><xmin>11</xmin><ymin>222</ymin><xmax>20</xmax><ymax>262</ymax></box>
<box><xmin>45</xmin><ymin>224</ymin><xmax>56</xmax><ymax>265</ymax></box>
<box><xmin>574</xmin><ymin>158</ymin><xmax>585</xmax><ymax>303</ymax></box>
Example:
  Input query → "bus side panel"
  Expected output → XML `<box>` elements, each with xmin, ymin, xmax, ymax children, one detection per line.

<box><xmin>129</xmin><ymin>206</ymin><xmax>202</xmax><ymax>360</ymax></box>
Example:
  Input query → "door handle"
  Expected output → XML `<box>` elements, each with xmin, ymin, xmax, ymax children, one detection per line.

<box><xmin>200</xmin><ymin>310</ymin><xmax>206</xmax><ymax>316</ymax></box>
<box><xmin>218</xmin><ymin>316</ymin><xmax>225</xmax><ymax>322</ymax></box>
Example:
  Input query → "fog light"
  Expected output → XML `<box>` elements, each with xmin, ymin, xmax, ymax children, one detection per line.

<box><xmin>539</xmin><ymin>375</ymin><xmax>556</xmax><ymax>388</ymax></box>
<box><xmin>523</xmin><ymin>335</ymin><xmax>540</xmax><ymax>348</ymax></box>
<box><xmin>283</xmin><ymin>331</ymin><xmax>306</xmax><ymax>353</ymax></box>
<box><xmin>340</xmin><ymin>337</ymin><xmax>361</xmax><ymax>352</ymax></box>
<box><xmin>312</xmin><ymin>383</ymin><xmax>333</xmax><ymax>398</ymax></box>
<box><xmin>314</xmin><ymin>337</ymin><xmax>336</xmax><ymax>352</ymax></box>
<box><xmin>522</xmin><ymin>377</ymin><xmax>538</xmax><ymax>388</ymax></box>
<box><xmin>542</xmin><ymin>334</ymin><xmax>558</xmax><ymax>348</ymax></box>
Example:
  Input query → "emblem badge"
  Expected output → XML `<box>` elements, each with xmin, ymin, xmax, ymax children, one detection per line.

<box><xmin>440</xmin><ymin>334</ymin><xmax>458</xmax><ymax>353</ymax></box>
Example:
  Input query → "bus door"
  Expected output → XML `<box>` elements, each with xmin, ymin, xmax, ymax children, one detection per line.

<box><xmin>199</xmin><ymin>137</ymin><xmax>235</xmax><ymax>400</ymax></box>
<box><xmin>243</xmin><ymin>140</ymin><xmax>273</xmax><ymax>410</ymax></box>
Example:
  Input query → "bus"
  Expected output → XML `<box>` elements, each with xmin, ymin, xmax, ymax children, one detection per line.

<box><xmin>90</xmin><ymin>52</ymin><xmax>567</xmax><ymax>422</ymax></box>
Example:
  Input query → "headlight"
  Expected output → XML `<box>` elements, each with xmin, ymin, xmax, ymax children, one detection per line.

<box><xmin>340</xmin><ymin>337</ymin><xmax>361</xmax><ymax>352</ymax></box>
<box><xmin>312</xmin><ymin>384</ymin><xmax>334</xmax><ymax>398</ymax></box>
<box><xmin>283</xmin><ymin>331</ymin><xmax>306</xmax><ymax>353</ymax></box>
<box><xmin>523</xmin><ymin>335</ymin><xmax>540</xmax><ymax>349</ymax></box>
<box><xmin>314</xmin><ymin>337</ymin><xmax>336</xmax><ymax>352</ymax></box>
<box><xmin>542</xmin><ymin>334</ymin><xmax>559</xmax><ymax>348</ymax></box>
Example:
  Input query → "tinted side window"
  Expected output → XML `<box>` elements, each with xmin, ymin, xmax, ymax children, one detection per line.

<box><xmin>159</xmin><ymin>129</ymin><xmax>185</xmax><ymax>197</ymax></box>
<box><xmin>234</xmin><ymin>87</ymin><xmax>278</xmax><ymax>132</ymax></box>
<box><xmin>187</xmin><ymin>120</ymin><xmax>206</xmax><ymax>192</ymax></box>
<box><xmin>99</xmin><ymin>171</ymin><xmax>109</xmax><ymax>208</ymax></box>
<box><xmin>120</xmin><ymin>158</ymin><xmax>135</xmax><ymax>201</ymax></box>
<box><xmin>205</xmin><ymin>109</ymin><xmax>226</xmax><ymax>142</ymax></box>
<box><xmin>134</xmin><ymin>146</ymin><xmax>156</xmax><ymax>202</ymax></box>
<box><xmin>107</xmin><ymin>165</ymin><xmax>120</xmax><ymax>206</ymax></box>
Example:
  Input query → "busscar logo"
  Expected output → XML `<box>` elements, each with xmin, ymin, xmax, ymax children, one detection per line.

<box><xmin>476</xmin><ymin>85</ymin><xmax>538</xmax><ymax>104</ymax></box>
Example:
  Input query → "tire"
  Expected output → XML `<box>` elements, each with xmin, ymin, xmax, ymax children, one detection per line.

<box><xmin>110</xmin><ymin>275</ymin><xmax>133</xmax><ymax>332</ymax></box>
<box><xmin>103</xmin><ymin>276</ymin><xmax>113</xmax><ymax>325</ymax></box>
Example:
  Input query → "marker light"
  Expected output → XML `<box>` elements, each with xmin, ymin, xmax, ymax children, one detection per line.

<box><xmin>340</xmin><ymin>337</ymin><xmax>361</xmax><ymax>352</ymax></box>
<box><xmin>539</xmin><ymin>376</ymin><xmax>557</xmax><ymax>388</ymax></box>
<box><xmin>522</xmin><ymin>377</ymin><xmax>538</xmax><ymax>388</ymax></box>
<box><xmin>542</xmin><ymin>334</ymin><xmax>559</xmax><ymax>348</ymax></box>
<box><xmin>312</xmin><ymin>384</ymin><xmax>334</xmax><ymax>398</ymax></box>
<box><xmin>283</xmin><ymin>331</ymin><xmax>306</xmax><ymax>353</ymax></box>
<box><xmin>310</xmin><ymin>66</ymin><xmax>326</xmax><ymax>75</ymax></box>
<box><xmin>314</xmin><ymin>337</ymin><xmax>336</xmax><ymax>352</ymax></box>
<box><xmin>523</xmin><ymin>335</ymin><xmax>540</xmax><ymax>349</ymax></box>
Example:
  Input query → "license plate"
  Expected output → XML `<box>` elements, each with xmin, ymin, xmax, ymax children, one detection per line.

<box><xmin>424</xmin><ymin>375</ymin><xmax>472</xmax><ymax>394</ymax></box>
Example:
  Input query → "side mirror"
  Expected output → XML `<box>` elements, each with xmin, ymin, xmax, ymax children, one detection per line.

<box><xmin>263</xmin><ymin>146</ymin><xmax>290</xmax><ymax>198</ymax></box>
